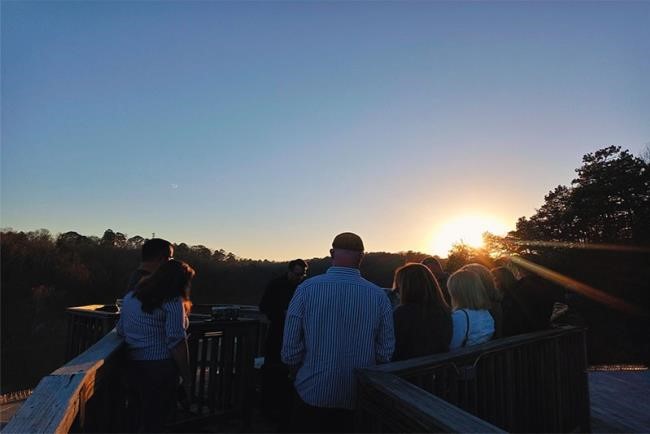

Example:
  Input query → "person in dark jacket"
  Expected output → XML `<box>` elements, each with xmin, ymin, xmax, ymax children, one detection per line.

<box><xmin>258</xmin><ymin>259</ymin><xmax>308</xmax><ymax>428</ymax></box>
<box><xmin>392</xmin><ymin>263</ymin><xmax>452</xmax><ymax>361</ymax></box>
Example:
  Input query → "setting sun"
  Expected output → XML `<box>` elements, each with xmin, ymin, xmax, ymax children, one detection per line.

<box><xmin>429</xmin><ymin>215</ymin><xmax>510</xmax><ymax>257</ymax></box>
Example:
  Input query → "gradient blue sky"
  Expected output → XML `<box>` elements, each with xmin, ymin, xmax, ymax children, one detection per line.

<box><xmin>2</xmin><ymin>1</ymin><xmax>649</xmax><ymax>260</ymax></box>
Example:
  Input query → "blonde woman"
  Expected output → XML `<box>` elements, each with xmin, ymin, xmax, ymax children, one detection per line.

<box><xmin>447</xmin><ymin>270</ymin><xmax>495</xmax><ymax>349</ymax></box>
<box><xmin>462</xmin><ymin>263</ymin><xmax>502</xmax><ymax>338</ymax></box>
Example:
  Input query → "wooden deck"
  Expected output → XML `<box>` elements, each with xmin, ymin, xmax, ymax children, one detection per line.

<box><xmin>589</xmin><ymin>368</ymin><xmax>650</xmax><ymax>433</ymax></box>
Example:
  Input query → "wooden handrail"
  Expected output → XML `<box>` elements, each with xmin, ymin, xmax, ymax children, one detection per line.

<box><xmin>356</xmin><ymin>369</ymin><xmax>505</xmax><ymax>433</ymax></box>
<box><xmin>4</xmin><ymin>330</ymin><xmax>124</xmax><ymax>433</ymax></box>
<box><xmin>371</xmin><ymin>326</ymin><xmax>584</xmax><ymax>376</ymax></box>
<box><xmin>355</xmin><ymin>326</ymin><xmax>590</xmax><ymax>433</ymax></box>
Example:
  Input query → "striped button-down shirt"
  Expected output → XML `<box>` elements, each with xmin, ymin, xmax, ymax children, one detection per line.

<box><xmin>116</xmin><ymin>292</ymin><xmax>188</xmax><ymax>360</ymax></box>
<box><xmin>281</xmin><ymin>266</ymin><xmax>395</xmax><ymax>409</ymax></box>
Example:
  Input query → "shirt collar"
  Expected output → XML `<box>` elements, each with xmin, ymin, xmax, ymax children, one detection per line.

<box><xmin>326</xmin><ymin>266</ymin><xmax>361</xmax><ymax>277</ymax></box>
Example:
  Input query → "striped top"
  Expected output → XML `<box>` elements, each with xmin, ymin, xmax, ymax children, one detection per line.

<box><xmin>116</xmin><ymin>291</ymin><xmax>188</xmax><ymax>360</ymax></box>
<box><xmin>281</xmin><ymin>266</ymin><xmax>395</xmax><ymax>409</ymax></box>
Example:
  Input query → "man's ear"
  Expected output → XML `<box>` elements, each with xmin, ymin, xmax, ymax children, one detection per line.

<box><xmin>330</xmin><ymin>248</ymin><xmax>335</xmax><ymax>258</ymax></box>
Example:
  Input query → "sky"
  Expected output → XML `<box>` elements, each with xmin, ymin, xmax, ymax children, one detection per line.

<box><xmin>2</xmin><ymin>1</ymin><xmax>649</xmax><ymax>260</ymax></box>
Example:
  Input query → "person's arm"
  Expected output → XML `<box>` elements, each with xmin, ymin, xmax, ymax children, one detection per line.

<box><xmin>375</xmin><ymin>294</ymin><xmax>395</xmax><ymax>363</ymax></box>
<box><xmin>164</xmin><ymin>299</ymin><xmax>191</xmax><ymax>394</ymax></box>
<box><xmin>281</xmin><ymin>285</ymin><xmax>305</xmax><ymax>371</ymax></box>
<box><xmin>170</xmin><ymin>339</ymin><xmax>191</xmax><ymax>397</ymax></box>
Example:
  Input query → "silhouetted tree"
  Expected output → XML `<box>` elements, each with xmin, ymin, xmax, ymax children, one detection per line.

<box><xmin>191</xmin><ymin>245</ymin><xmax>212</xmax><ymax>260</ymax></box>
<box><xmin>127</xmin><ymin>235</ymin><xmax>145</xmax><ymax>249</ymax></box>
<box><xmin>513</xmin><ymin>146</ymin><xmax>650</xmax><ymax>246</ymax></box>
<box><xmin>212</xmin><ymin>249</ymin><xmax>226</xmax><ymax>262</ymax></box>
<box><xmin>101</xmin><ymin>229</ymin><xmax>116</xmax><ymax>247</ymax></box>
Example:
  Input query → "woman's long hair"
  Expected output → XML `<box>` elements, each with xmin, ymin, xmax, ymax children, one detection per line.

<box><xmin>394</xmin><ymin>263</ymin><xmax>450</xmax><ymax>312</ymax></box>
<box><xmin>134</xmin><ymin>259</ymin><xmax>195</xmax><ymax>313</ymax></box>
<box><xmin>447</xmin><ymin>270</ymin><xmax>491</xmax><ymax>310</ymax></box>
<box><xmin>462</xmin><ymin>263</ymin><xmax>501</xmax><ymax>302</ymax></box>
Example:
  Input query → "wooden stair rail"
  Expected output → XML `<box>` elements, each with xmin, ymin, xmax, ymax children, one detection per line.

<box><xmin>355</xmin><ymin>326</ymin><xmax>590</xmax><ymax>433</ymax></box>
<box><xmin>4</xmin><ymin>330</ymin><xmax>125</xmax><ymax>433</ymax></box>
<box><xmin>356</xmin><ymin>369</ymin><xmax>505</xmax><ymax>433</ymax></box>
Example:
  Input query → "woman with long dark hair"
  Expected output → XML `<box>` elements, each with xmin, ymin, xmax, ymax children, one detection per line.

<box><xmin>117</xmin><ymin>259</ymin><xmax>195</xmax><ymax>432</ymax></box>
<box><xmin>392</xmin><ymin>263</ymin><xmax>452</xmax><ymax>361</ymax></box>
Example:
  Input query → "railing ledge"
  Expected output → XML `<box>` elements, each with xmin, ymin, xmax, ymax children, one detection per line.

<box><xmin>3</xmin><ymin>330</ymin><xmax>124</xmax><ymax>434</ymax></box>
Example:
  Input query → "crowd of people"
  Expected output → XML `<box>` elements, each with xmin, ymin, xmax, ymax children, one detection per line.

<box><xmin>115</xmin><ymin>233</ymin><xmax>560</xmax><ymax>432</ymax></box>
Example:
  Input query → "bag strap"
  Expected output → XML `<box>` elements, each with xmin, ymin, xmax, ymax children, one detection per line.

<box><xmin>461</xmin><ymin>309</ymin><xmax>470</xmax><ymax>347</ymax></box>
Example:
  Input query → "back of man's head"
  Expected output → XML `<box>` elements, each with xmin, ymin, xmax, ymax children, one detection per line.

<box><xmin>422</xmin><ymin>256</ymin><xmax>444</xmax><ymax>275</ymax></box>
<box><xmin>288</xmin><ymin>259</ymin><xmax>308</xmax><ymax>270</ymax></box>
<box><xmin>330</xmin><ymin>232</ymin><xmax>365</xmax><ymax>268</ymax></box>
<box><xmin>142</xmin><ymin>238</ymin><xmax>173</xmax><ymax>263</ymax></box>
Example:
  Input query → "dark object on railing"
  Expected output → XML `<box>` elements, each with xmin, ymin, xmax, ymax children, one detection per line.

<box><xmin>211</xmin><ymin>306</ymin><xmax>240</xmax><ymax>321</ymax></box>
<box><xmin>355</xmin><ymin>326</ymin><xmax>590</xmax><ymax>433</ymax></box>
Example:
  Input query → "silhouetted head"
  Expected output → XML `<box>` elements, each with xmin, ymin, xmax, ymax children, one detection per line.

<box><xmin>135</xmin><ymin>259</ymin><xmax>195</xmax><ymax>313</ymax></box>
<box><xmin>461</xmin><ymin>263</ymin><xmax>501</xmax><ymax>302</ymax></box>
<box><xmin>394</xmin><ymin>263</ymin><xmax>449</xmax><ymax>312</ymax></box>
<box><xmin>447</xmin><ymin>270</ymin><xmax>491</xmax><ymax>311</ymax></box>
<box><xmin>490</xmin><ymin>266</ymin><xmax>518</xmax><ymax>295</ymax></box>
<box><xmin>421</xmin><ymin>256</ymin><xmax>444</xmax><ymax>276</ymax></box>
<box><xmin>330</xmin><ymin>232</ymin><xmax>364</xmax><ymax>268</ymax></box>
<box><xmin>141</xmin><ymin>238</ymin><xmax>174</xmax><ymax>264</ymax></box>
<box><xmin>287</xmin><ymin>259</ymin><xmax>308</xmax><ymax>284</ymax></box>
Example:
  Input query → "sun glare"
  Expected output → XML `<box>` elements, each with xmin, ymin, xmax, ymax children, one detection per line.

<box><xmin>430</xmin><ymin>215</ymin><xmax>510</xmax><ymax>257</ymax></box>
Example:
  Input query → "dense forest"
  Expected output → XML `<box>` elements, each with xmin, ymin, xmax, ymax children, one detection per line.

<box><xmin>2</xmin><ymin>146</ymin><xmax>649</xmax><ymax>394</ymax></box>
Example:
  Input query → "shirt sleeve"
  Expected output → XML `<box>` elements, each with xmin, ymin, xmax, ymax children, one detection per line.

<box><xmin>281</xmin><ymin>284</ymin><xmax>305</xmax><ymax>366</ymax></box>
<box><xmin>449</xmin><ymin>310</ymin><xmax>466</xmax><ymax>350</ymax></box>
<box><xmin>163</xmin><ymin>298</ymin><xmax>187</xmax><ymax>349</ymax></box>
<box><xmin>375</xmin><ymin>293</ymin><xmax>396</xmax><ymax>363</ymax></box>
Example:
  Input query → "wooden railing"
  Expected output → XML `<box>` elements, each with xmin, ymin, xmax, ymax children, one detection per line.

<box><xmin>179</xmin><ymin>318</ymin><xmax>259</xmax><ymax>428</ymax></box>
<box><xmin>356</xmin><ymin>326</ymin><xmax>590</xmax><ymax>433</ymax></box>
<box><xmin>4</xmin><ymin>330</ymin><xmax>126</xmax><ymax>433</ymax></box>
<box><xmin>65</xmin><ymin>306</ymin><xmax>119</xmax><ymax>361</ymax></box>
<box><xmin>356</xmin><ymin>369</ymin><xmax>505</xmax><ymax>433</ymax></box>
<box><xmin>6</xmin><ymin>306</ymin><xmax>261</xmax><ymax>432</ymax></box>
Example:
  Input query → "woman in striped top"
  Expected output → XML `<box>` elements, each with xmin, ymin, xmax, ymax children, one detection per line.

<box><xmin>117</xmin><ymin>259</ymin><xmax>195</xmax><ymax>432</ymax></box>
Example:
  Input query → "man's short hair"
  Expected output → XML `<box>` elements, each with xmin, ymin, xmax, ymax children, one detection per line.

<box><xmin>422</xmin><ymin>257</ymin><xmax>443</xmax><ymax>273</ymax></box>
<box><xmin>288</xmin><ymin>259</ymin><xmax>308</xmax><ymax>270</ymax></box>
<box><xmin>142</xmin><ymin>238</ymin><xmax>173</xmax><ymax>262</ymax></box>
<box><xmin>332</xmin><ymin>232</ymin><xmax>365</xmax><ymax>252</ymax></box>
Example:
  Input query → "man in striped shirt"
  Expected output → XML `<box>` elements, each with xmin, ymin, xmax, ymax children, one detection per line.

<box><xmin>282</xmin><ymin>232</ymin><xmax>395</xmax><ymax>432</ymax></box>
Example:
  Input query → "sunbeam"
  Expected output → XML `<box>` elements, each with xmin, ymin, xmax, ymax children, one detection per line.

<box><xmin>507</xmin><ymin>239</ymin><xmax>650</xmax><ymax>253</ymax></box>
<box><xmin>509</xmin><ymin>256</ymin><xmax>648</xmax><ymax>317</ymax></box>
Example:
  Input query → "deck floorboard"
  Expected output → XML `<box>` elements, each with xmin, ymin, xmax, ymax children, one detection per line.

<box><xmin>589</xmin><ymin>370</ymin><xmax>650</xmax><ymax>433</ymax></box>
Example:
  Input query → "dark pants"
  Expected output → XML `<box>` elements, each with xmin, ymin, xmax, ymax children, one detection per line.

<box><xmin>290</xmin><ymin>395</ymin><xmax>354</xmax><ymax>433</ymax></box>
<box><xmin>126</xmin><ymin>359</ymin><xmax>178</xmax><ymax>433</ymax></box>
<box><xmin>261</xmin><ymin>362</ymin><xmax>294</xmax><ymax>432</ymax></box>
